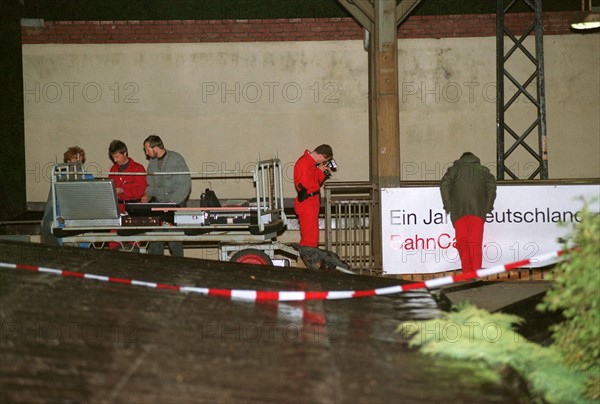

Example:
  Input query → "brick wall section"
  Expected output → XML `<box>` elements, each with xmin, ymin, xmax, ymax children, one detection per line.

<box><xmin>21</xmin><ymin>12</ymin><xmax>576</xmax><ymax>44</ymax></box>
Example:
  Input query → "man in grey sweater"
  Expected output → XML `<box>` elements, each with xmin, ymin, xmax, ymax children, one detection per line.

<box><xmin>142</xmin><ymin>134</ymin><xmax>192</xmax><ymax>257</ymax></box>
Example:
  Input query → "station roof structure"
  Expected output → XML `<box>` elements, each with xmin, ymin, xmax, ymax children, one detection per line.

<box><xmin>18</xmin><ymin>0</ymin><xmax>586</xmax><ymax>21</ymax></box>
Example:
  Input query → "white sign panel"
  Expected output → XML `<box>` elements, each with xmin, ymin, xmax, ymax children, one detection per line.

<box><xmin>381</xmin><ymin>184</ymin><xmax>600</xmax><ymax>274</ymax></box>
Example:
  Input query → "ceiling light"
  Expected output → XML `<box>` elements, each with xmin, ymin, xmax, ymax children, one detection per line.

<box><xmin>570</xmin><ymin>0</ymin><xmax>600</xmax><ymax>30</ymax></box>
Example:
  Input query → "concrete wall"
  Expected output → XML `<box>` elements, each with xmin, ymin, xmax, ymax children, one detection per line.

<box><xmin>23</xmin><ymin>34</ymin><xmax>599</xmax><ymax>202</ymax></box>
<box><xmin>399</xmin><ymin>34</ymin><xmax>600</xmax><ymax>180</ymax></box>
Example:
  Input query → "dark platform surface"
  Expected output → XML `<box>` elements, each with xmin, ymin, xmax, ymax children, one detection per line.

<box><xmin>1</xmin><ymin>241</ymin><xmax>533</xmax><ymax>403</ymax></box>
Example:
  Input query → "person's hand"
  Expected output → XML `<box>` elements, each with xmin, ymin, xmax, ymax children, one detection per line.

<box><xmin>116</xmin><ymin>187</ymin><xmax>124</xmax><ymax>195</ymax></box>
<box><xmin>297</xmin><ymin>184</ymin><xmax>308</xmax><ymax>202</ymax></box>
<box><xmin>141</xmin><ymin>194</ymin><xmax>150</xmax><ymax>203</ymax></box>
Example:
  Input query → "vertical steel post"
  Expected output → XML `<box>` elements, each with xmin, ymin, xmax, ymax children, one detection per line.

<box><xmin>534</xmin><ymin>0</ymin><xmax>549</xmax><ymax>178</ymax></box>
<box><xmin>496</xmin><ymin>0</ymin><xmax>506</xmax><ymax>180</ymax></box>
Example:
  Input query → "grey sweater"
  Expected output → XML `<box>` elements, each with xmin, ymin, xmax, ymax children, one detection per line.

<box><xmin>145</xmin><ymin>149</ymin><xmax>191</xmax><ymax>205</ymax></box>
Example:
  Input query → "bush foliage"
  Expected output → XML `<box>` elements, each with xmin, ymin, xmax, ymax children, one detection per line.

<box><xmin>398</xmin><ymin>203</ymin><xmax>600</xmax><ymax>402</ymax></box>
<box><xmin>538</xmin><ymin>205</ymin><xmax>600</xmax><ymax>399</ymax></box>
<box><xmin>397</xmin><ymin>304</ymin><xmax>591</xmax><ymax>403</ymax></box>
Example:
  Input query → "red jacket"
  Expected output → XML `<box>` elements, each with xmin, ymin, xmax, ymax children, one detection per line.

<box><xmin>294</xmin><ymin>150</ymin><xmax>326</xmax><ymax>198</ymax></box>
<box><xmin>109</xmin><ymin>157</ymin><xmax>147</xmax><ymax>203</ymax></box>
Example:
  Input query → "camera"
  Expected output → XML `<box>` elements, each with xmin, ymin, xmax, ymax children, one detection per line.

<box><xmin>325</xmin><ymin>159</ymin><xmax>338</xmax><ymax>172</ymax></box>
<box><xmin>324</xmin><ymin>159</ymin><xmax>338</xmax><ymax>179</ymax></box>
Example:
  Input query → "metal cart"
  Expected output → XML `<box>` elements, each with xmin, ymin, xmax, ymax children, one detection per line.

<box><xmin>47</xmin><ymin>158</ymin><xmax>299</xmax><ymax>266</ymax></box>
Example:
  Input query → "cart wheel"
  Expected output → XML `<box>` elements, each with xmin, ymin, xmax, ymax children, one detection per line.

<box><xmin>230</xmin><ymin>248</ymin><xmax>273</xmax><ymax>266</ymax></box>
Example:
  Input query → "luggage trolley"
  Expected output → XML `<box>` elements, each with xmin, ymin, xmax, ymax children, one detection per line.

<box><xmin>46</xmin><ymin>157</ymin><xmax>300</xmax><ymax>266</ymax></box>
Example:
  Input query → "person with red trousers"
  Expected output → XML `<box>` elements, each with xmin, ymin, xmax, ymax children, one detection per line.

<box><xmin>440</xmin><ymin>151</ymin><xmax>497</xmax><ymax>274</ymax></box>
<box><xmin>294</xmin><ymin>144</ymin><xmax>334</xmax><ymax>248</ymax></box>
<box><xmin>108</xmin><ymin>140</ymin><xmax>147</xmax><ymax>214</ymax></box>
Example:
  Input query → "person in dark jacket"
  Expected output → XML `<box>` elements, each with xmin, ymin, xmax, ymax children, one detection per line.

<box><xmin>440</xmin><ymin>152</ymin><xmax>497</xmax><ymax>274</ymax></box>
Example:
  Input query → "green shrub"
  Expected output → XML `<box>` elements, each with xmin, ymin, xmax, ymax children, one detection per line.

<box><xmin>397</xmin><ymin>202</ymin><xmax>600</xmax><ymax>402</ymax></box>
<box><xmin>397</xmin><ymin>303</ymin><xmax>591</xmax><ymax>403</ymax></box>
<box><xmin>537</xmin><ymin>205</ymin><xmax>600</xmax><ymax>400</ymax></box>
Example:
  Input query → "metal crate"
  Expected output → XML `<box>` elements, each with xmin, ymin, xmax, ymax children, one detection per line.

<box><xmin>324</xmin><ymin>181</ymin><xmax>381</xmax><ymax>275</ymax></box>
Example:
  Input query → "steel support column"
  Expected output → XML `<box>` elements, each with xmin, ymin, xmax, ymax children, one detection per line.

<box><xmin>372</xmin><ymin>0</ymin><xmax>401</xmax><ymax>188</ymax></box>
<box><xmin>337</xmin><ymin>0</ymin><xmax>421</xmax><ymax>272</ymax></box>
<box><xmin>497</xmin><ymin>0</ymin><xmax>549</xmax><ymax>179</ymax></box>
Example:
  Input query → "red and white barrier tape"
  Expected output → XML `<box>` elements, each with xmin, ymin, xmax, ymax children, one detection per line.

<box><xmin>0</xmin><ymin>250</ymin><xmax>565</xmax><ymax>302</ymax></box>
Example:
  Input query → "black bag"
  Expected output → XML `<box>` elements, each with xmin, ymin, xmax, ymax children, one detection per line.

<box><xmin>200</xmin><ymin>188</ymin><xmax>221</xmax><ymax>207</ymax></box>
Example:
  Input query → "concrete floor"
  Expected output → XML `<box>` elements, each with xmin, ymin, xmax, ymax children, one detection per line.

<box><xmin>440</xmin><ymin>280</ymin><xmax>552</xmax><ymax>312</ymax></box>
<box><xmin>0</xmin><ymin>240</ymin><xmax>537</xmax><ymax>403</ymax></box>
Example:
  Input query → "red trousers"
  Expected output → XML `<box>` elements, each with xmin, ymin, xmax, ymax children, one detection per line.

<box><xmin>454</xmin><ymin>215</ymin><xmax>485</xmax><ymax>274</ymax></box>
<box><xmin>295</xmin><ymin>196</ymin><xmax>320</xmax><ymax>247</ymax></box>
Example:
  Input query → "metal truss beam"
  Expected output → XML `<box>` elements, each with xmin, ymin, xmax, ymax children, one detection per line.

<box><xmin>496</xmin><ymin>0</ymin><xmax>549</xmax><ymax>179</ymax></box>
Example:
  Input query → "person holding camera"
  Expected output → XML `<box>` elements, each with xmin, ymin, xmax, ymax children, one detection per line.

<box><xmin>293</xmin><ymin>144</ymin><xmax>335</xmax><ymax>248</ymax></box>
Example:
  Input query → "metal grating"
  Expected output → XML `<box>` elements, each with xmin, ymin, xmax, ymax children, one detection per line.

<box><xmin>324</xmin><ymin>181</ymin><xmax>381</xmax><ymax>275</ymax></box>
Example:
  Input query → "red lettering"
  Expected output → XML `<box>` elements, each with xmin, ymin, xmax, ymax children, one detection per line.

<box><xmin>391</xmin><ymin>233</ymin><xmax>457</xmax><ymax>251</ymax></box>
<box><xmin>438</xmin><ymin>233</ymin><xmax>455</xmax><ymax>249</ymax></box>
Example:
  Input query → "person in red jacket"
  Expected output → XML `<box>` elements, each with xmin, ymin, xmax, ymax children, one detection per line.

<box><xmin>108</xmin><ymin>140</ymin><xmax>147</xmax><ymax>214</ymax></box>
<box><xmin>294</xmin><ymin>144</ymin><xmax>334</xmax><ymax>248</ymax></box>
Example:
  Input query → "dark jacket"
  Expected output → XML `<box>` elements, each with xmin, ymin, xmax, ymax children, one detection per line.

<box><xmin>440</xmin><ymin>153</ymin><xmax>497</xmax><ymax>224</ymax></box>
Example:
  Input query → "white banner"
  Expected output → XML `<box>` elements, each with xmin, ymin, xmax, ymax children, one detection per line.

<box><xmin>381</xmin><ymin>184</ymin><xmax>600</xmax><ymax>274</ymax></box>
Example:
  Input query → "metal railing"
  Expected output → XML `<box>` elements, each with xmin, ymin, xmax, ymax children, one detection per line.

<box><xmin>253</xmin><ymin>158</ymin><xmax>288</xmax><ymax>232</ymax></box>
<box><xmin>323</xmin><ymin>181</ymin><xmax>381</xmax><ymax>275</ymax></box>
